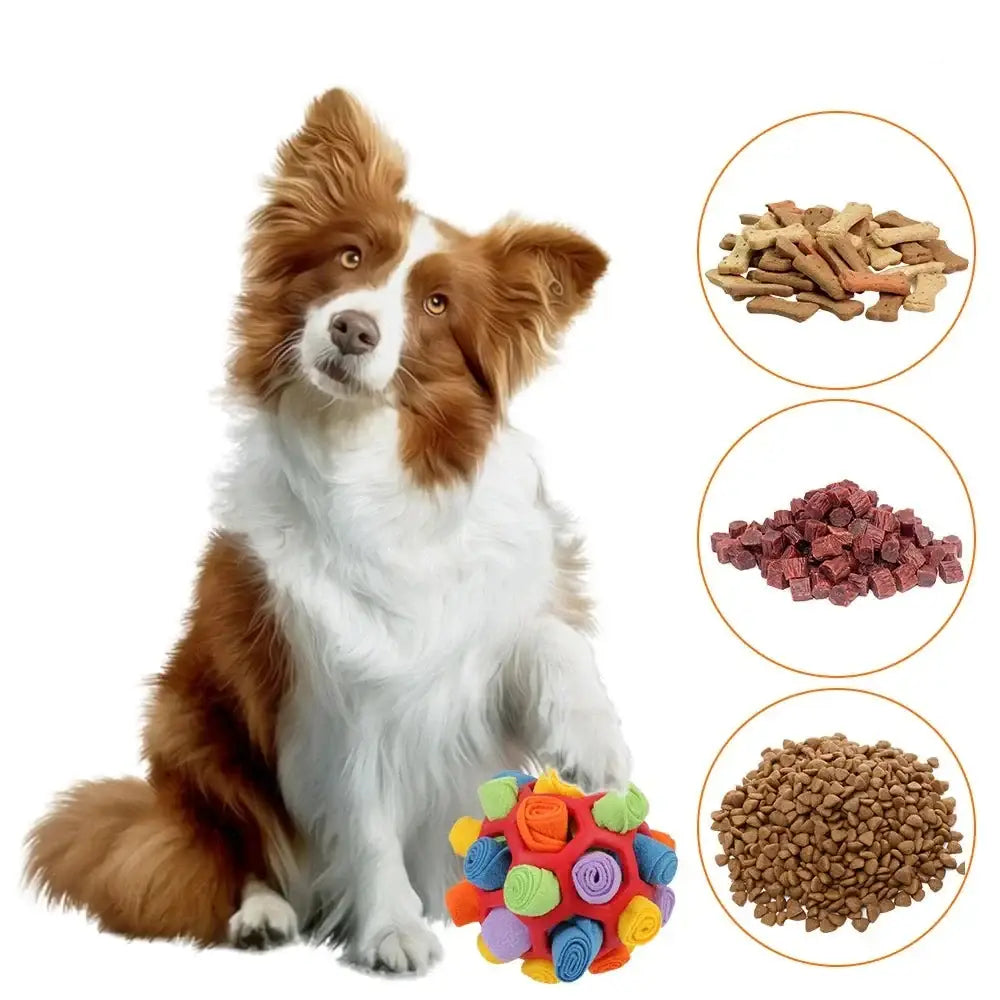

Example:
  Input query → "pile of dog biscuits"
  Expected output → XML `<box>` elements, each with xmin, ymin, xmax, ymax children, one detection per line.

<box><xmin>705</xmin><ymin>202</ymin><xmax>968</xmax><ymax>323</ymax></box>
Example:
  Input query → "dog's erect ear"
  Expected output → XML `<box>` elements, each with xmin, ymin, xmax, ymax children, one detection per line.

<box><xmin>276</xmin><ymin>88</ymin><xmax>406</xmax><ymax>194</ymax></box>
<box><xmin>473</xmin><ymin>218</ymin><xmax>609</xmax><ymax>397</ymax></box>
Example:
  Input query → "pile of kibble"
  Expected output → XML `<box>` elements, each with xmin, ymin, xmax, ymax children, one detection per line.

<box><xmin>711</xmin><ymin>479</ymin><xmax>964</xmax><ymax>606</ymax></box>
<box><xmin>712</xmin><ymin>734</ymin><xmax>965</xmax><ymax>933</ymax></box>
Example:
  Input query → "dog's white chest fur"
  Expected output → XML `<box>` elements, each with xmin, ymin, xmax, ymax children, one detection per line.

<box><xmin>218</xmin><ymin>394</ymin><xmax>556</xmax><ymax>927</ymax></box>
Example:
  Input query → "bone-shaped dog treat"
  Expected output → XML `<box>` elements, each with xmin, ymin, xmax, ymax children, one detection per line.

<box><xmin>903</xmin><ymin>272</ymin><xmax>947</xmax><ymax>313</ymax></box>
<box><xmin>796</xmin><ymin>291</ymin><xmax>865</xmax><ymax>321</ymax></box>
<box><xmin>802</xmin><ymin>205</ymin><xmax>835</xmax><ymax>235</ymax></box>
<box><xmin>767</xmin><ymin>201</ymin><xmax>804</xmax><ymax>227</ymax></box>
<box><xmin>900</xmin><ymin>241</ymin><xmax>934</xmax><ymax>264</ymax></box>
<box><xmin>873</xmin><ymin>210</ymin><xmax>918</xmax><ymax>228</ymax></box>
<box><xmin>719</xmin><ymin>233</ymin><xmax>738</xmax><ymax>250</ymax></box>
<box><xmin>748</xmin><ymin>268</ymin><xmax>815</xmax><ymax>292</ymax></box>
<box><xmin>817</xmin><ymin>202</ymin><xmax>872</xmax><ymax>237</ymax></box>
<box><xmin>773</xmin><ymin>235</ymin><xmax>803</xmax><ymax>259</ymax></box>
<box><xmin>886</xmin><ymin>261</ymin><xmax>946</xmax><ymax>279</ymax></box>
<box><xmin>718</xmin><ymin>234</ymin><xmax>753</xmax><ymax>274</ymax></box>
<box><xmin>755</xmin><ymin>212</ymin><xmax>781</xmax><ymax>231</ymax></box>
<box><xmin>865</xmin><ymin>293</ymin><xmax>905</xmax><ymax>322</ymax></box>
<box><xmin>704</xmin><ymin>270</ymin><xmax>795</xmax><ymax>297</ymax></box>
<box><xmin>840</xmin><ymin>269</ymin><xmax>910</xmax><ymax>295</ymax></box>
<box><xmin>793</xmin><ymin>252</ymin><xmax>847</xmax><ymax>300</ymax></box>
<box><xmin>815</xmin><ymin>237</ymin><xmax>852</xmax><ymax>278</ymax></box>
<box><xmin>865</xmin><ymin>226</ymin><xmax>903</xmax><ymax>270</ymax></box>
<box><xmin>870</xmin><ymin>222</ymin><xmax>940</xmax><ymax>247</ymax></box>
<box><xmin>922</xmin><ymin>239</ymin><xmax>969</xmax><ymax>273</ymax></box>
<box><xmin>739</xmin><ymin>213</ymin><xmax>761</xmax><ymax>225</ymax></box>
<box><xmin>757</xmin><ymin>249</ymin><xmax>793</xmax><ymax>272</ymax></box>
<box><xmin>827</xmin><ymin>233</ymin><xmax>867</xmax><ymax>272</ymax></box>
<box><xmin>745</xmin><ymin>223</ymin><xmax>811</xmax><ymax>251</ymax></box>
<box><xmin>746</xmin><ymin>295</ymin><xmax>820</xmax><ymax>322</ymax></box>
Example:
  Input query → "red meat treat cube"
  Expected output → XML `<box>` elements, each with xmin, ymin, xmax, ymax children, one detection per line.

<box><xmin>828</xmin><ymin>506</ymin><xmax>853</xmax><ymax>527</ymax></box>
<box><xmin>924</xmin><ymin>544</ymin><xmax>946</xmax><ymax>568</ymax></box>
<box><xmin>942</xmin><ymin>535</ymin><xmax>963</xmax><ymax>558</ymax></box>
<box><xmin>828</xmin><ymin>583</ymin><xmax>859</xmax><ymax>607</ymax></box>
<box><xmin>782</xmin><ymin>525</ymin><xmax>804</xmax><ymax>548</ymax></box>
<box><xmin>872</xmin><ymin>508</ymin><xmax>898</xmax><ymax>532</ymax></box>
<box><xmin>804</xmin><ymin>491</ymin><xmax>835</xmax><ymax>520</ymax></box>
<box><xmin>829</xmin><ymin>483</ymin><xmax>853</xmax><ymax>504</ymax></box>
<box><xmin>848</xmin><ymin>518</ymin><xmax>869</xmax><ymax>538</ymax></box>
<box><xmin>740</xmin><ymin>526</ymin><xmax>764</xmax><ymax>548</ymax></box>
<box><xmin>895</xmin><ymin>509</ymin><xmax>917</xmax><ymax>536</ymax></box>
<box><xmin>804</xmin><ymin>488</ymin><xmax>819</xmax><ymax>499</ymax></box>
<box><xmin>938</xmin><ymin>559</ymin><xmax>964</xmax><ymax>584</ymax></box>
<box><xmin>881</xmin><ymin>535</ymin><xmax>900</xmax><ymax>564</ymax></box>
<box><xmin>852</xmin><ymin>533</ymin><xmax>875</xmax><ymax>564</ymax></box>
<box><xmin>847</xmin><ymin>489</ymin><xmax>873</xmax><ymax>516</ymax></box>
<box><xmin>781</xmin><ymin>556</ymin><xmax>808</xmax><ymax>580</ymax></box>
<box><xmin>731</xmin><ymin>547</ymin><xmax>757</xmax><ymax>571</ymax></box>
<box><xmin>802</xmin><ymin>519</ymin><xmax>829</xmax><ymax>542</ymax></box>
<box><xmin>789</xmin><ymin>577</ymin><xmax>813</xmax><ymax>602</ymax></box>
<box><xmin>711</xmin><ymin>532</ymin><xmax>731</xmax><ymax>553</ymax></box>
<box><xmin>900</xmin><ymin>542</ymin><xmax>926</xmax><ymax>568</ymax></box>
<box><xmin>729</xmin><ymin>520</ymin><xmax>748</xmax><ymax>538</ymax></box>
<box><xmin>767</xmin><ymin>563</ymin><xmax>789</xmax><ymax>589</ymax></box>
<box><xmin>917</xmin><ymin>565</ymin><xmax>938</xmax><ymax>587</ymax></box>
<box><xmin>772</xmin><ymin>509</ymin><xmax>794</xmax><ymax>527</ymax></box>
<box><xmin>791</xmin><ymin>498</ymin><xmax>807</xmax><ymax>517</ymax></box>
<box><xmin>811</xmin><ymin>576</ymin><xmax>832</xmax><ymax>600</ymax></box>
<box><xmin>780</xmin><ymin>544</ymin><xmax>797</xmax><ymax>560</ymax></box>
<box><xmin>848</xmin><ymin>572</ymin><xmax>869</xmax><ymax>597</ymax></box>
<box><xmin>864</xmin><ymin>523</ymin><xmax>886</xmax><ymax>548</ymax></box>
<box><xmin>869</xmin><ymin>568</ymin><xmax>897</xmax><ymax>599</ymax></box>
<box><xmin>893</xmin><ymin>564</ymin><xmax>918</xmax><ymax>592</ymax></box>
<box><xmin>811</xmin><ymin>534</ymin><xmax>844</xmax><ymax>560</ymax></box>
<box><xmin>716</xmin><ymin>537</ymin><xmax>741</xmax><ymax>564</ymax></box>
<box><xmin>914</xmin><ymin>523</ymin><xmax>934</xmax><ymax>547</ymax></box>
<box><xmin>820</xmin><ymin>555</ymin><xmax>851</xmax><ymax>583</ymax></box>
<box><xmin>867</xmin><ymin>490</ymin><xmax>879</xmax><ymax>507</ymax></box>
<box><xmin>762</xmin><ymin>517</ymin><xmax>775</xmax><ymax>530</ymax></box>
<box><xmin>829</xmin><ymin>527</ymin><xmax>854</xmax><ymax>546</ymax></box>
<box><xmin>761</xmin><ymin>529</ymin><xmax>784</xmax><ymax>558</ymax></box>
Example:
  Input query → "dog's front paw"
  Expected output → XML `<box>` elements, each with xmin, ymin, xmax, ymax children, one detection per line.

<box><xmin>228</xmin><ymin>892</ymin><xmax>299</xmax><ymax>951</ymax></box>
<box><xmin>543</xmin><ymin>717</ymin><xmax>632</xmax><ymax>794</ymax></box>
<box><xmin>347</xmin><ymin>920</ymin><xmax>442</xmax><ymax>975</ymax></box>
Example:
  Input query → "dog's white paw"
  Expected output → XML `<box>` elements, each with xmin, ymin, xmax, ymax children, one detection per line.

<box><xmin>545</xmin><ymin>718</ymin><xmax>632</xmax><ymax>793</ymax></box>
<box><xmin>228</xmin><ymin>891</ymin><xmax>299</xmax><ymax>951</ymax></box>
<box><xmin>349</xmin><ymin>920</ymin><xmax>442</xmax><ymax>975</ymax></box>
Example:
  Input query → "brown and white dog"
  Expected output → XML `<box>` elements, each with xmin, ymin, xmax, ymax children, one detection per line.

<box><xmin>26</xmin><ymin>89</ymin><xmax>630</xmax><ymax>973</ymax></box>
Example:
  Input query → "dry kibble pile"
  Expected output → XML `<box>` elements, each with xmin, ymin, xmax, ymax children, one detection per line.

<box><xmin>711</xmin><ymin>478</ymin><xmax>965</xmax><ymax>606</ymax></box>
<box><xmin>713</xmin><ymin>735</ymin><xmax>966</xmax><ymax>934</ymax></box>
<box><xmin>705</xmin><ymin>201</ymin><xmax>968</xmax><ymax>323</ymax></box>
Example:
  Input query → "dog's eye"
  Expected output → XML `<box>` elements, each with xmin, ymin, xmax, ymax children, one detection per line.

<box><xmin>424</xmin><ymin>293</ymin><xmax>448</xmax><ymax>316</ymax></box>
<box><xmin>339</xmin><ymin>247</ymin><xmax>362</xmax><ymax>270</ymax></box>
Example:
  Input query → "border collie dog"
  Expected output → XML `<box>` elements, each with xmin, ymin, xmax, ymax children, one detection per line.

<box><xmin>27</xmin><ymin>89</ymin><xmax>630</xmax><ymax>973</ymax></box>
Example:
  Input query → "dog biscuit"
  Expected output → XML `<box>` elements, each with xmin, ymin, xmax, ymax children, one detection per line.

<box><xmin>767</xmin><ymin>200</ymin><xmax>804</xmax><ymax>227</ymax></box>
<box><xmin>886</xmin><ymin>261</ymin><xmax>946</xmax><ymax>280</ymax></box>
<box><xmin>865</xmin><ymin>293</ymin><xmax>906</xmax><ymax>323</ymax></box>
<box><xmin>748</xmin><ymin>268</ymin><xmax>815</xmax><ymax>292</ymax></box>
<box><xmin>746</xmin><ymin>295</ymin><xmax>820</xmax><ymax>322</ymax></box>
<box><xmin>792</xmin><ymin>251</ymin><xmax>847</xmax><ymax>300</ymax></box>
<box><xmin>865</xmin><ymin>229</ymin><xmax>903</xmax><ymax>270</ymax></box>
<box><xmin>796</xmin><ymin>291</ymin><xmax>865</xmax><ymax>321</ymax></box>
<box><xmin>739</xmin><ymin>213</ymin><xmax>761</xmax><ymax>225</ymax></box>
<box><xmin>745</xmin><ymin>223</ymin><xmax>810</xmax><ymax>251</ymax></box>
<box><xmin>756</xmin><ymin>249</ymin><xmax>793</xmax><ymax>272</ymax></box>
<box><xmin>718</xmin><ymin>234</ymin><xmax>753</xmax><ymax>275</ymax></box>
<box><xmin>817</xmin><ymin>202</ymin><xmax>872</xmax><ymax>236</ymax></box>
<box><xmin>922</xmin><ymin>239</ymin><xmax>969</xmax><ymax>273</ymax></box>
<box><xmin>899</xmin><ymin>241</ymin><xmax>934</xmax><ymax>264</ymax></box>
<box><xmin>840</xmin><ymin>269</ymin><xmax>910</xmax><ymax>296</ymax></box>
<box><xmin>903</xmin><ymin>272</ymin><xmax>947</xmax><ymax>313</ymax></box>
<box><xmin>873</xmin><ymin>210</ymin><xmax>918</xmax><ymax>228</ymax></box>
<box><xmin>753</xmin><ymin>212</ymin><xmax>781</xmax><ymax>231</ymax></box>
<box><xmin>802</xmin><ymin>205</ymin><xmax>835</xmax><ymax>235</ymax></box>
<box><xmin>704</xmin><ymin>270</ymin><xmax>795</xmax><ymax>297</ymax></box>
<box><xmin>719</xmin><ymin>233</ymin><xmax>738</xmax><ymax>250</ymax></box>
<box><xmin>870</xmin><ymin>222</ymin><xmax>941</xmax><ymax>247</ymax></box>
<box><xmin>815</xmin><ymin>236</ymin><xmax>852</xmax><ymax>278</ymax></box>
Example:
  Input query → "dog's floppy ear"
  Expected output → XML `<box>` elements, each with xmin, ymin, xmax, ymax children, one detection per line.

<box><xmin>472</xmin><ymin>218</ymin><xmax>609</xmax><ymax>397</ymax></box>
<box><xmin>276</xmin><ymin>88</ymin><xmax>406</xmax><ymax>194</ymax></box>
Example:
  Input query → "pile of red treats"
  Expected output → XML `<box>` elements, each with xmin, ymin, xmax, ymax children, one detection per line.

<box><xmin>711</xmin><ymin>479</ymin><xmax>965</xmax><ymax>607</ymax></box>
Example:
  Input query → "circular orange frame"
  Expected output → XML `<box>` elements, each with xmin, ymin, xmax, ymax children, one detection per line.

<box><xmin>696</xmin><ymin>399</ymin><xmax>976</xmax><ymax>679</ymax></box>
<box><xmin>697</xmin><ymin>110</ymin><xmax>976</xmax><ymax>391</ymax></box>
<box><xmin>697</xmin><ymin>687</ymin><xmax>977</xmax><ymax>967</ymax></box>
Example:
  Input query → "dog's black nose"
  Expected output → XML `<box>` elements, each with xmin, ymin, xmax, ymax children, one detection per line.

<box><xmin>328</xmin><ymin>309</ymin><xmax>380</xmax><ymax>355</ymax></box>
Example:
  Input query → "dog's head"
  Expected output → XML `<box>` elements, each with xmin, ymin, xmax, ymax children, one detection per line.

<box><xmin>233</xmin><ymin>89</ymin><xmax>607</xmax><ymax>485</ymax></box>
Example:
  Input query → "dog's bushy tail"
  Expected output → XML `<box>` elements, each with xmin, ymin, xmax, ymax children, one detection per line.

<box><xmin>25</xmin><ymin>777</ymin><xmax>237</xmax><ymax>943</ymax></box>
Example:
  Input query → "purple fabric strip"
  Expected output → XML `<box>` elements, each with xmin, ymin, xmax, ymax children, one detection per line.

<box><xmin>571</xmin><ymin>850</ymin><xmax>622</xmax><ymax>904</ymax></box>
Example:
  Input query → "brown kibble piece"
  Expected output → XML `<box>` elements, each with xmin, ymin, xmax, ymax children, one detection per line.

<box><xmin>715</xmin><ymin>735</ymin><xmax>964</xmax><ymax>935</ymax></box>
<box><xmin>746</xmin><ymin>296</ymin><xmax>820</xmax><ymax>322</ymax></box>
<box><xmin>866</xmin><ymin>293</ymin><xmax>905</xmax><ymax>323</ymax></box>
<box><xmin>797</xmin><ymin>292</ymin><xmax>864</xmax><ymax>321</ymax></box>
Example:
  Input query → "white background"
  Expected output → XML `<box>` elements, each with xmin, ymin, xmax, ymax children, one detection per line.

<box><xmin>1</xmin><ymin>2</ymin><xmax>996</xmax><ymax>997</ymax></box>
<box><xmin>699</xmin><ymin>401</ymin><xmax>974</xmax><ymax>676</ymax></box>
<box><xmin>699</xmin><ymin>114</ymin><xmax>974</xmax><ymax>389</ymax></box>
<box><xmin>698</xmin><ymin>689</ymin><xmax>974</xmax><ymax>964</ymax></box>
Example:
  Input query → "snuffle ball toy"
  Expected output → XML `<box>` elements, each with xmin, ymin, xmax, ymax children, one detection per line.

<box><xmin>445</xmin><ymin>769</ymin><xmax>677</xmax><ymax>983</ymax></box>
